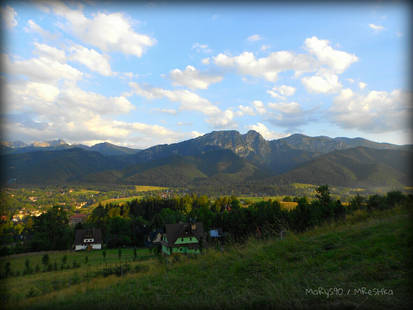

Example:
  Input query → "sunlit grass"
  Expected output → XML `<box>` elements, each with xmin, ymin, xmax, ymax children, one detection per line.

<box><xmin>88</xmin><ymin>196</ymin><xmax>144</xmax><ymax>208</ymax></box>
<box><xmin>134</xmin><ymin>185</ymin><xmax>168</xmax><ymax>192</ymax></box>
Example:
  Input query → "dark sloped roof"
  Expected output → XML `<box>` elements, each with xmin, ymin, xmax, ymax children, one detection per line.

<box><xmin>74</xmin><ymin>228</ymin><xmax>103</xmax><ymax>245</ymax></box>
<box><xmin>163</xmin><ymin>222</ymin><xmax>204</xmax><ymax>247</ymax></box>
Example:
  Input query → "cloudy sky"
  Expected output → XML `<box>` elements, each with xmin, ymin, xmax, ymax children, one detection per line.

<box><xmin>1</xmin><ymin>1</ymin><xmax>410</xmax><ymax>148</ymax></box>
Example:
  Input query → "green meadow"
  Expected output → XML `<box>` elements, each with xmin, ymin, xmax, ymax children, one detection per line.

<box><xmin>1</xmin><ymin>205</ymin><xmax>410</xmax><ymax>310</ymax></box>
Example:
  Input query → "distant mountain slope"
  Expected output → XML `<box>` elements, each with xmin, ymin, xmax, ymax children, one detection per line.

<box><xmin>2</xmin><ymin>148</ymin><xmax>125</xmax><ymax>184</ymax></box>
<box><xmin>2</xmin><ymin>140</ymin><xmax>140</xmax><ymax>157</ymax></box>
<box><xmin>274</xmin><ymin>133</ymin><xmax>407</xmax><ymax>153</ymax></box>
<box><xmin>274</xmin><ymin>147</ymin><xmax>411</xmax><ymax>187</ymax></box>
<box><xmin>90</xmin><ymin>142</ymin><xmax>140</xmax><ymax>156</ymax></box>
<box><xmin>80</xmin><ymin>149</ymin><xmax>269</xmax><ymax>187</ymax></box>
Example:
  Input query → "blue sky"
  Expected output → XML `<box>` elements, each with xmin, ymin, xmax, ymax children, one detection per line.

<box><xmin>1</xmin><ymin>1</ymin><xmax>410</xmax><ymax>148</ymax></box>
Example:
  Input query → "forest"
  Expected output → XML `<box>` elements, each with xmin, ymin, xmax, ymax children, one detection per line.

<box><xmin>1</xmin><ymin>185</ymin><xmax>410</xmax><ymax>256</ymax></box>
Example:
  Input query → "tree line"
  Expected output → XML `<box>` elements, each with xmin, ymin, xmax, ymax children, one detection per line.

<box><xmin>0</xmin><ymin>186</ymin><xmax>411</xmax><ymax>255</ymax></box>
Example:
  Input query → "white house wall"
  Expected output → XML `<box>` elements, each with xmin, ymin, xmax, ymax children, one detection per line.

<box><xmin>74</xmin><ymin>243</ymin><xmax>102</xmax><ymax>251</ymax></box>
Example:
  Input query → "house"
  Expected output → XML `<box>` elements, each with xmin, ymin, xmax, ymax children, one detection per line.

<box><xmin>145</xmin><ymin>229</ymin><xmax>163</xmax><ymax>248</ymax></box>
<box><xmin>73</xmin><ymin>228</ymin><xmax>102</xmax><ymax>251</ymax></box>
<box><xmin>69</xmin><ymin>214</ymin><xmax>87</xmax><ymax>226</ymax></box>
<box><xmin>161</xmin><ymin>222</ymin><xmax>205</xmax><ymax>255</ymax></box>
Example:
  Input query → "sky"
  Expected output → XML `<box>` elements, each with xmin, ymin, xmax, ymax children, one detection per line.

<box><xmin>1</xmin><ymin>1</ymin><xmax>411</xmax><ymax>148</ymax></box>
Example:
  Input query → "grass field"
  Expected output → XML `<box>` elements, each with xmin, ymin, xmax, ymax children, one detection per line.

<box><xmin>1</xmin><ymin>205</ymin><xmax>410</xmax><ymax>309</ymax></box>
<box><xmin>134</xmin><ymin>185</ymin><xmax>168</xmax><ymax>192</ymax></box>
<box><xmin>88</xmin><ymin>196</ymin><xmax>144</xmax><ymax>209</ymax></box>
<box><xmin>239</xmin><ymin>196</ymin><xmax>298</xmax><ymax>210</ymax></box>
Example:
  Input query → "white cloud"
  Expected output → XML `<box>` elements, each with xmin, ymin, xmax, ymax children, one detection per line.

<box><xmin>169</xmin><ymin>65</ymin><xmax>223</xmax><ymax>90</ymax></box>
<box><xmin>2</xmin><ymin>6</ymin><xmax>17</xmax><ymax>28</ymax></box>
<box><xmin>359</xmin><ymin>82</ymin><xmax>367</xmax><ymax>90</ymax></box>
<box><xmin>4</xmin><ymin>53</ymin><xmax>83</xmax><ymax>84</ymax></box>
<box><xmin>236</xmin><ymin>105</ymin><xmax>256</xmax><ymax>117</ymax></box>
<box><xmin>213</xmin><ymin>51</ymin><xmax>315</xmax><ymax>82</ymax></box>
<box><xmin>201</xmin><ymin>57</ymin><xmax>210</xmax><ymax>65</ymax></box>
<box><xmin>129</xmin><ymin>82</ymin><xmax>220</xmax><ymax>116</ymax></box>
<box><xmin>301</xmin><ymin>69</ymin><xmax>342</xmax><ymax>94</ymax></box>
<box><xmin>154</xmin><ymin>108</ymin><xmax>177</xmax><ymax>115</ymax></box>
<box><xmin>330</xmin><ymin>88</ymin><xmax>410</xmax><ymax>133</ymax></box>
<box><xmin>129</xmin><ymin>82</ymin><xmax>236</xmax><ymax>129</ymax></box>
<box><xmin>192</xmin><ymin>43</ymin><xmax>212</xmax><ymax>53</ymax></box>
<box><xmin>26</xmin><ymin>82</ymin><xmax>60</xmax><ymax>103</ymax></box>
<box><xmin>247</xmin><ymin>34</ymin><xmax>262</xmax><ymax>42</ymax></box>
<box><xmin>267</xmin><ymin>90</ymin><xmax>285</xmax><ymax>100</ymax></box>
<box><xmin>261</xmin><ymin>45</ymin><xmax>270</xmax><ymax>51</ymax></box>
<box><xmin>304</xmin><ymin>36</ymin><xmax>358</xmax><ymax>74</ymax></box>
<box><xmin>49</xmin><ymin>2</ymin><xmax>156</xmax><ymax>57</ymax></box>
<box><xmin>268</xmin><ymin>101</ymin><xmax>301</xmax><ymax>114</ymax></box>
<box><xmin>346</xmin><ymin>78</ymin><xmax>355</xmax><ymax>84</ymax></box>
<box><xmin>247</xmin><ymin>123</ymin><xmax>288</xmax><ymax>140</ymax></box>
<box><xmin>121</xmin><ymin>72</ymin><xmax>139</xmax><ymax>79</ymax></box>
<box><xmin>252</xmin><ymin>100</ymin><xmax>266</xmax><ymax>115</ymax></box>
<box><xmin>213</xmin><ymin>50</ymin><xmax>315</xmax><ymax>82</ymax></box>
<box><xmin>207</xmin><ymin>109</ymin><xmax>235</xmax><ymax>128</ymax></box>
<box><xmin>212</xmin><ymin>37</ymin><xmax>358</xmax><ymax>84</ymax></box>
<box><xmin>268</xmin><ymin>85</ymin><xmax>296</xmax><ymax>99</ymax></box>
<box><xmin>277</xmin><ymin>85</ymin><xmax>296</xmax><ymax>96</ymax></box>
<box><xmin>59</xmin><ymin>87</ymin><xmax>134</xmax><ymax>114</ymax></box>
<box><xmin>266</xmin><ymin>100</ymin><xmax>315</xmax><ymax>128</ymax></box>
<box><xmin>33</xmin><ymin>42</ymin><xmax>66</xmax><ymax>63</ymax></box>
<box><xmin>2</xmin><ymin>78</ymin><xmax>199</xmax><ymax>149</ymax></box>
<box><xmin>4</xmin><ymin>111</ymin><xmax>197</xmax><ymax>149</ymax></box>
<box><xmin>369</xmin><ymin>23</ymin><xmax>385</xmax><ymax>31</ymax></box>
<box><xmin>25</xmin><ymin>20</ymin><xmax>56</xmax><ymax>40</ymax></box>
<box><xmin>6</xmin><ymin>79</ymin><xmax>134</xmax><ymax>116</ymax></box>
<box><xmin>69</xmin><ymin>44</ymin><xmax>112</xmax><ymax>76</ymax></box>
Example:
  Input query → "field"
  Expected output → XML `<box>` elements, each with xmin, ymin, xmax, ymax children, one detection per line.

<box><xmin>239</xmin><ymin>196</ymin><xmax>298</xmax><ymax>210</ymax></box>
<box><xmin>134</xmin><ymin>185</ymin><xmax>168</xmax><ymax>192</ymax></box>
<box><xmin>1</xmin><ymin>205</ymin><xmax>410</xmax><ymax>309</ymax></box>
<box><xmin>88</xmin><ymin>195</ymin><xmax>144</xmax><ymax>209</ymax></box>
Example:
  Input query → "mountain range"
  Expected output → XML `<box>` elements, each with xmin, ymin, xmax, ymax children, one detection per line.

<box><xmin>2</xmin><ymin>131</ymin><xmax>411</xmax><ymax>190</ymax></box>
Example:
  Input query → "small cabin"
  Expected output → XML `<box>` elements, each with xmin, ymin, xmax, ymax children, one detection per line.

<box><xmin>145</xmin><ymin>229</ymin><xmax>163</xmax><ymax>248</ymax></box>
<box><xmin>69</xmin><ymin>214</ymin><xmax>87</xmax><ymax>226</ymax></box>
<box><xmin>73</xmin><ymin>228</ymin><xmax>102</xmax><ymax>251</ymax></box>
<box><xmin>161</xmin><ymin>222</ymin><xmax>205</xmax><ymax>255</ymax></box>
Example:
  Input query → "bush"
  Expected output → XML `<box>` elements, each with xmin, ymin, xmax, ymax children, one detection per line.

<box><xmin>134</xmin><ymin>264</ymin><xmax>149</xmax><ymax>273</ymax></box>
<box><xmin>26</xmin><ymin>287</ymin><xmax>41</xmax><ymax>298</ymax></box>
<box><xmin>42</xmin><ymin>254</ymin><xmax>49</xmax><ymax>266</ymax></box>
<box><xmin>70</xmin><ymin>272</ymin><xmax>80</xmax><ymax>285</ymax></box>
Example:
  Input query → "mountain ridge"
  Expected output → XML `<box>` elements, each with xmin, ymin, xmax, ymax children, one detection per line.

<box><xmin>2</xmin><ymin>130</ymin><xmax>411</xmax><ymax>190</ymax></box>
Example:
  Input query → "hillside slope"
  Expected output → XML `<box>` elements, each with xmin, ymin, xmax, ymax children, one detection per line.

<box><xmin>275</xmin><ymin>147</ymin><xmax>411</xmax><ymax>187</ymax></box>
<box><xmin>2</xmin><ymin>149</ymin><xmax>125</xmax><ymax>184</ymax></box>
<box><xmin>5</xmin><ymin>208</ymin><xmax>410</xmax><ymax>310</ymax></box>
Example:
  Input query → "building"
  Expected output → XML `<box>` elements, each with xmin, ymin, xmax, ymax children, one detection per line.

<box><xmin>145</xmin><ymin>229</ymin><xmax>163</xmax><ymax>248</ymax></box>
<box><xmin>69</xmin><ymin>214</ymin><xmax>87</xmax><ymax>226</ymax></box>
<box><xmin>161</xmin><ymin>222</ymin><xmax>205</xmax><ymax>255</ymax></box>
<box><xmin>73</xmin><ymin>228</ymin><xmax>102</xmax><ymax>251</ymax></box>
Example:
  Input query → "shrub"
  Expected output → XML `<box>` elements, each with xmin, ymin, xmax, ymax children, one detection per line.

<box><xmin>42</xmin><ymin>254</ymin><xmax>49</xmax><ymax>266</ymax></box>
<box><xmin>26</xmin><ymin>287</ymin><xmax>41</xmax><ymax>298</ymax></box>
<box><xmin>4</xmin><ymin>262</ymin><xmax>11</xmax><ymax>278</ymax></box>
<box><xmin>134</xmin><ymin>264</ymin><xmax>149</xmax><ymax>273</ymax></box>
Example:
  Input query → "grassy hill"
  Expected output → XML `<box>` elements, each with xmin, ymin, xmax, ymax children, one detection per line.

<box><xmin>1</xmin><ymin>205</ymin><xmax>410</xmax><ymax>310</ymax></box>
<box><xmin>275</xmin><ymin>147</ymin><xmax>411</xmax><ymax>187</ymax></box>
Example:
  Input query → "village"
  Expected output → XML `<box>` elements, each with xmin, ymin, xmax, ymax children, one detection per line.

<box><xmin>72</xmin><ymin>213</ymin><xmax>225</xmax><ymax>256</ymax></box>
